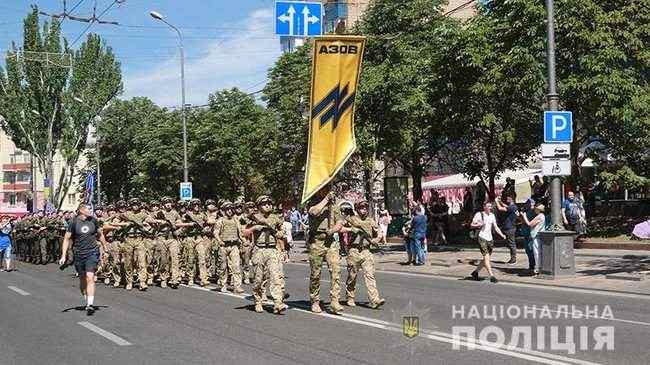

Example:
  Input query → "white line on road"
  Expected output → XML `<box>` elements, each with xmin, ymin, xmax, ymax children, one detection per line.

<box><xmin>78</xmin><ymin>321</ymin><xmax>132</xmax><ymax>346</ymax></box>
<box><xmin>8</xmin><ymin>286</ymin><xmax>30</xmax><ymax>296</ymax></box>
<box><xmin>288</xmin><ymin>262</ymin><xmax>650</xmax><ymax>301</ymax></box>
<box><xmin>181</xmin><ymin>283</ymin><xmax>600</xmax><ymax>365</ymax></box>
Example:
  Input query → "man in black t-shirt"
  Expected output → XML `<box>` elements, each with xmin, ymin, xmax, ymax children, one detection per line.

<box><xmin>58</xmin><ymin>204</ymin><xmax>108</xmax><ymax>315</ymax></box>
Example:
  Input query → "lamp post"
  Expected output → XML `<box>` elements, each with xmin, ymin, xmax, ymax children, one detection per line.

<box><xmin>150</xmin><ymin>10</ymin><xmax>189</xmax><ymax>183</ymax></box>
<box><xmin>539</xmin><ymin>0</ymin><xmax>576</xmax><ymax>279</ymax></box>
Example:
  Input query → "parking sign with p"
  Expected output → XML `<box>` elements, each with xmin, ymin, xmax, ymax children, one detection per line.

<box><xmin>544</xmin><ymin>111</ymin><xmax>573</xmax><ymax>143</ymax></box>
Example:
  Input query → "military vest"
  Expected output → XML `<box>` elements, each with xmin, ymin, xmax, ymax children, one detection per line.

<box><xmin>348</xmin><ymin>216</ymin><xmax>377</xmax><ymax>248</ymax></box>
<box><xmin>219</xmin><ymin>217</ymin><xmax>239</xmax><ymax>242</ymax></box>
<box><xmin>252</xmin><ymin>213</ymin><xmax>282</xmax><ymax>247</ymax></box>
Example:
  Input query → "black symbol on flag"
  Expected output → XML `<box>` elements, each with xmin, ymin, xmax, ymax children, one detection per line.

<box><xmin>312</xmin><ymin>83</ymin><xmax>355</xmax><ymax>131</ymax></box>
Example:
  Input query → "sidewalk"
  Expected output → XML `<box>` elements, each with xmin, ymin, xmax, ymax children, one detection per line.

<box><xmin>289</xmin><ymin>241</ymin><xmax>650</xmax><ymax>297</ymax></box>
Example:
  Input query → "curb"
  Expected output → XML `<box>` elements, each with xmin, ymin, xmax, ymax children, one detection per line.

<box><xmin>380</xmin><ymin>268</ymin><xmax>650</xmax><ymax>298</ymax></box>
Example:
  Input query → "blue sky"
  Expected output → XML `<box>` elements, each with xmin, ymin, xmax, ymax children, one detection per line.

<box><xmin>0</xmin><ymin>0</ymin><xmax>283</xmax><ymax>107</ymax></box>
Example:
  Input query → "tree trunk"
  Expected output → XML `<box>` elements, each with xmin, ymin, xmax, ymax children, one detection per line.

<box><xmin>488</xmin><ymin>174</ymin><xmax>496</xmax><ymax>201</ymax></box>
<box><xmin>412</xmin><ymin>157</ymin><xmax>424</xmax><ymax>203</ymax></box>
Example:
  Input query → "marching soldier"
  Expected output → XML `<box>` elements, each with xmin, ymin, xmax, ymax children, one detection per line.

<box><xmin>343</xmin><ymin>200</ymin><xmax>386</xmax><ymax>309</ymax></box>
<box><xmin>144</xmin><ymin>200</ymin><xmax>161</xmax><ymax>286</ymax></box>
<box><xmin>245</xmin><ymin>196</ymin><xmax>287</xmax><ymax>314</ymax></box>
<box><xmin>214</xmin><ymin>201</ymin><xmax>244</xmax><ymax>293</ymax></box>
<box><xmin>205</xmin><ymin>199</ymin><xmax>219</xmax><ymax>281</ymax></box>
<box><xmin>149</xmin><ymin>197</ymin><xmax>182</xmax><ymax>288</ymax></box>
<box><xmin>307</xmin><ymin>186</ymin><xmax>345</xmax><ymax>315</ymax></box>
<box><xmin>116</xmin><ymin>198</ymin><xmax>151</xmax><ymax>291</ymax></box>
<box><xmin>238</xmin><ymin>201</ymin><xmax>256</xmax><ymax>284</ymax></box>
<box><xmin>102</xmin><ymin>204</ymin><xmax>123</xmax><ymax>287</ymax></box>
<box><xmin>178</xmin><ymin>199</ymin><xmax>210</xmax><ymax>287</ymax></box>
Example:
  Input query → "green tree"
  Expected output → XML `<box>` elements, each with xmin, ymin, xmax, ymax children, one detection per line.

<box><xmin>0</xmin><ymin>7</ymin><xmax>122</xmax><ymax>208</ymax></box>
<box><xmin>441</xmin><ymin>2</ymin><xmax>547</xmax><ymax>197</ymax></box>
<box><xmin>192</xmin><ymin>88</ymin><xmax>277</xmax><ymax>200</ymax></box>
<box><xmin>357</xmin><ymin>0</ymin><xmax>463</xmax><ymax>201</ymax></box>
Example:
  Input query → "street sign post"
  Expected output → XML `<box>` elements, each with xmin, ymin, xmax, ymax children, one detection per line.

<box><xmin>179</xmin><ymin>182</ymin><xmax>192</xmax><ymax>201</ymax></box>
<box><xmin>544</xmin><ymin>111</ymin><xmax>573</xmax><ymax>143</ymax></box>
<box><xmin>275</xmin><ymin>1</ymin><xmax>322</xmax><ymax>37</ymax></box>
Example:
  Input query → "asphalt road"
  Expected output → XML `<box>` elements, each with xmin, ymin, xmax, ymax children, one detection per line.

<box><xmin>1</xmin><ymin>261</ymin><xmax>649</xmax><ymax>365</ymax></box>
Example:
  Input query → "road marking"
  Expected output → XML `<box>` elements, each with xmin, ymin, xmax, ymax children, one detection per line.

<box><xmin>78</xmin><ymin>321</ymin><xmax>132</xmax><ymax>346</ymax></box>
<box><xmin>287</xmin><ymin>262</ymin><xmax>650</xmax><ymax>301</ymax></box>
<box><xmin>181</xmin><ymin>283</ymin><xmax>599</xmax><ymax>365</ymax></box>
<box><xmin>8</xmin><ymin>286</ymin><xmax>30</xmax><ymax>296</ymax></box>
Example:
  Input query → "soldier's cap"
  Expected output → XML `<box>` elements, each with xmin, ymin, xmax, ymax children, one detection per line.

<box><xmin>128</xmin><ymin>198</ymin><xmax>141</xmax><ymax>206</ymax></box>
<box><xmin>340</xmin><ymin>201</ymin><xmax>355</xmax><ymax>211</ymax></box>
<box><xmin>205</xmin><ymin>199</ymin><xmax>216</xmax><ymax>207</ymax></box>
<box><xmin>256</xmin><ymin>195</ymin><xmax>273</xmax><ymax>206</ymax></box>
<box><xmin>161</xmin><ymin>196</ymin><xmax>174</xmax><ymax>204</ymax></box>
<box><xmin>355</xmin><ymin>200</ymin><xmax>369</xmax><ymax>209</ymax></box>
<box><xmin>190</xmin><ymin>198</ymin><xmax>202</xmax><ymax>206</ymax></box>
<box><xmin>106</xmin><ymin>204</ymin><xmax>115</xmax><ymax>211</ymax></box>
<box><xmin>177</xmin><ymin>200</ymin><xmax>188</xmax><ymax>207</ymax></box>
<box><xmin>149</xmin><ymin>200</ymin><xmax>160</xmax><ymax>207</ymax></box>
<box><xmin>245</xmin><ymin>201</ymin><xmax>256</xmax><ymax>208</ymax></box>
<box><xmin>221</xmin><ymin>201</ymin><xmax>234</xmax><ymax>209</ymax></box>
<box><xmin>116</xmin><ymin>200</ymin><xmax>127</xmax><ymax>208</ymax></box>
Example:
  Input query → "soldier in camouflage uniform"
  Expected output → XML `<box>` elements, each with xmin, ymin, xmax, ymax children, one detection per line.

<box><xmin>237</xmin><ymin>201</ymin><xmax>254</xmax><ymax>284</ymax></box>
<box><xmin>147</xmin><ymin>197</ymin><xmax>182</xmax><ymax>289</ymax></box>
<box><xmin>204</xmin><ymin>199</ymin><xmax>219</xmax><ymax>281</ymax></box>
<box><xmin>179</xmin><ymin>199</ymin><xmax>210</xmax><ymax>287</ymax></box>
<box><xmin>144</xmin><ymin>200</ymin><xmax>161</xmax><ymax>286</ymax></box>
<box><xmin>245</xmin><ymin>196</ymin><xmax>287</xmax><ymax>314</ymax></box>
<box><xmin>343</xmin><ymin>200</ymin><xmax>386</xmax><ymax>309</ymax></box>
<box><xmin>307</xmin><ymin>187</ymin><xmax>345</xmax><ymax>315</ymax></box>
<box><xmin>214</xmin><ymin>201</ymin><xmax>245</xmax><ymax>293</ymax></box>
<box><xmin>101</xmin><ymin>204</ymin><xmax>123</xmax><ymax>287</ymax></box>
<box><xmin>116</xmin><ymin>198</ymin><xmax>152</xmax><ymax>291</ymax></box>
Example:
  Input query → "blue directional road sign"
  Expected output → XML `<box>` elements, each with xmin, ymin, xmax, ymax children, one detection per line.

<box><xmin>544</xmin><ymin>111</ymin><xmax>573</xmax><ymax>143</ymax></box>
<box><xmin>180</xmin><ymin>182</ymin><xmax>193</xmax><ymax>201</ymax></box>
<box><xmin>275</xmin><ymin>1</ymin><xmax>322</xmax><ymax>37</ymax></box>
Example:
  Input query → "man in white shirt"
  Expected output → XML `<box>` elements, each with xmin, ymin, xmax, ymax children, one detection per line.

<box><xmin>470</xmin><ymin>202</ymin><xmax>505</xmax><ymax>283</ymax></box>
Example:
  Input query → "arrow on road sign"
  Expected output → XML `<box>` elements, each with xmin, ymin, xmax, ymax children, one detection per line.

<box><xmin>302</xmin><ymin>6</ymin><xmax>319</xmax><ymax>36</ymax></box>
<box><xmin>278</xmin><ymin>5</ymin><xmax>296</xmax><ymax>36</ymax></box>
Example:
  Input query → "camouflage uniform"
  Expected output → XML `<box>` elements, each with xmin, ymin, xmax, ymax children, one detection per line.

<box><xmin>156</xmin><ymin>198</ymin><xmax>182</xmax><ymax>288</ymax></box>
<box><xmin>250</xmin><ymin>196</ymin><xmax>287</xmax><ymax>314</ymax></box>
<box><xmin>214</xmin><ymin>201</ymin><xmax>243</xmax><ymax>292</ymax></box>
<box><xmin>345</xmin><ymin>201</ymin><xmax>385</xmax><ymax>309</ymax></box>
<box><xmin>120</xmin><ymin>199</ymin><xmax>151</xmax><ymax>291</ymax></box>
<box><xmin>308</xmin><ymin>196</ymin><xmax>344</xmax><ymax>314</ymax></box>
<box><xmin>238</xmin><ymin>202</ymin><xmax>255</xmax><ymax>284</ymax></box>
<box><xmin>181</xmin><ymin>199</ymin><xmax>210</xmax><ymax>287</ymax></box>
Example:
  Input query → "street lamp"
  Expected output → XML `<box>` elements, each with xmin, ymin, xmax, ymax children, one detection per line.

<box><xmin>150</xmin><ymin>10</ymin><xmax>189</xmax><ymax>183</ymax></box>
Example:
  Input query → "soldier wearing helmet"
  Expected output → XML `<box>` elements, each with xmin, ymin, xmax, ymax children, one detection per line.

<box><xmin>213</xmin><ymin>201</ymin><xmax>245</xmax><ymax>294</ymax></box>
<box><xmin>177</xmin><ymin>198</ymin><xmax>210</xmax><ymax>287</ymax></box>
<box><xmin>113</xmin><ymin>197</ymin><xmax>152</xmax><ymax>291</ymax></box>
<box><xmin>306</xmin><ymin>185</ymin><xmax>345</xmax><ymax>315</ymax></box>
<box><xmin>149</xmin><ymin>196</ymin><xmax>183</xmax><ymax>289</ymax></box>
<box><xmin>341</xmin><ymin>199</ymin><xmax>385</xmax><ymax>309</ymax></box>
<box><xmin>244</xmin><ymin>195</ymin><xmax>287</xmax><ymax>314</ymax></box>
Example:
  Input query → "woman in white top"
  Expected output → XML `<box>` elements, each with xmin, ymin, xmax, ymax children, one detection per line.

<box><xmin>378</xmin><ymin>210</ymin><xmax>392</xmax><ymax>245</ymax></box>
<box><xmin>521</xmin><ymin>204</ymin><xmax>546</xmax><ymax>276</ymax></box>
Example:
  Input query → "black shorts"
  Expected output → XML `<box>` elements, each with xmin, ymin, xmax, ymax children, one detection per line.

<box><xmin>74</xmin><ymin>251</ymin><xmax>100</xmax><ymax>275</ymax></box>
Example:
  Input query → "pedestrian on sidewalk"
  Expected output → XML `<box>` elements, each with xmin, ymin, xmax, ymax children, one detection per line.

<box><xmin>495</xmin><ymin>195</ymin><xmax>518</xmax><ymax>264</ymax></box>
<box><xmin>409</xmin><ymin>205</ymin><xmax>427</xmax><ymax>266</ymax></box>
<box><xmin>562</xmin><ymin>191</ymin><xmax>585</xmax><ymax>236</ymax></box>
<box><xmin>521</xmin><ymin>198</ymin><xmax>537</xmax><ymax>273</ymax></box>
<box><xmin>402</xmin><ymin>220</ymin><xmax>413</xmax><ymax>264</ymax></box>
<box><xmin>58</xmin><ymin>203</ymin><xmax>109</xmax><ymax>316</ymax></box>
<box><xmin>470</xmin><ymin>202</ymin><xmax>506</xmax><ymax>283</ymax></box>
<box><xmin>0</xmin><ymin>215</ymin><xmax>14</xmax><ymax>272</ymax></box>
<box><xmin>378</xmin><ymin>209</ymin><xmax>392</xmax><ymax>246</ymax></box>
<box><xmin>520</xmin><ymin>204</ymin><xmax>546</xmax><ymax>276</ymax></box>
<box><xmin>430</xmin><ymin>197</ymin><xmax>449</xmax><ymax>246</ymax></box>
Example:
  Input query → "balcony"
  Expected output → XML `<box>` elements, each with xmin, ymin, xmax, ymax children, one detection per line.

<box><xmin>3</xmin><ymin>163</ymin><xmax>31</xmax><ymax>172</ymax></box>
<box><xmin>2</xmin><ymin>183</ymin><xmax>31</xmax><ymax>192</ymax></box>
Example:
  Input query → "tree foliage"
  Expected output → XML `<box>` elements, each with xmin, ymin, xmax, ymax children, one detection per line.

<box><xmin>0</xmin><ymin>7</ymin><xmax>122</xmax><ymax>208</ymax></box>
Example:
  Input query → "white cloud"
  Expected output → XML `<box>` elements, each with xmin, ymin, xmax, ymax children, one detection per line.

<box><xmin>122</xmin><ymin>8</ymin><xmax>281</xmax><ymax>107</ymax></box>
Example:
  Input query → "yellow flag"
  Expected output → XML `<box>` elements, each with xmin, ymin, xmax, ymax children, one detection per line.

<box><xmin>302</xmin><ymin>36</ymin><xmax>366</xmax><ymax>204</ymax></box>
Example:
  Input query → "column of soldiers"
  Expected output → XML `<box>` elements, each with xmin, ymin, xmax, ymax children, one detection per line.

<box><xmin>11</xmin><ymin>189</ymin><xmax>386</xmax><ymax>316</ymax></box>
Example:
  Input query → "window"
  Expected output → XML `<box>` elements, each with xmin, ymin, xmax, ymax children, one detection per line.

<box><xmin>17</xmin><ymin>171</ymin><xmax>31</xmax><ymax>183</ymax></box>
<box><xmin>7</xmin><ymin>193</ymin><xmax>16</xmax><ymax>206</ymax></box>
<box><xmin>68</xmin><ymin>193</ymin><xmax>76</xmax><ymax>205</ymax></box>
<box><xmin>4</xmin><ymin>172</ymin><xmax>16</xmax><ymax>184</ymax></box>
<box><xmin>325</xmin><ymin>2</ymin><xmax>348</xmax><ymax>33</ymax></box>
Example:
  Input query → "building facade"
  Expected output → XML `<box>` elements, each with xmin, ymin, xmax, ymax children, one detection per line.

<box><xmin>0</xmin><ymin>129</ymin><xmax>86</xmax><ymax>215</ymax></box>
